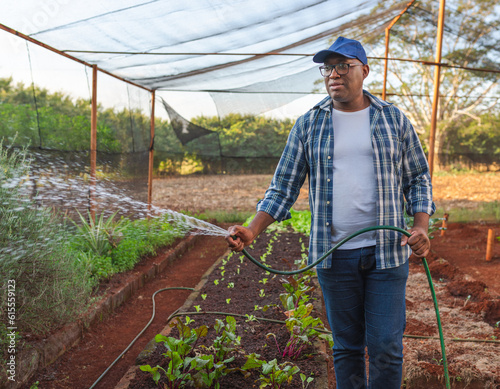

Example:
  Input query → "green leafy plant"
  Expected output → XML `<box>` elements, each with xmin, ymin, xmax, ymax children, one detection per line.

<box><xmin>300</xmin><ymin>373</ymin><xmax>314</xmax><ymax>388</ymax></box>
<box><xmin>243</xmin><ymin>353</ymin><xmax>301</xmax><ymax>388</ymax></box>
<box><xmin>267</xmin><ymin>303</ymin><xmax>332</xmax><ymax>360</ymax></box>
<box><xmin>71</xmin><ymin>210</ymin><xmax>125</xmax><ymax>256</ymax></box>
<box><xmin>264</xmin><ymin>271</ymin><xmax>332</xmax><ymax>360</ymax></box>
<box><xmin>141</xmin><ymin>316</ymin><xmax>242</xmax><ymax>388</ymax></box>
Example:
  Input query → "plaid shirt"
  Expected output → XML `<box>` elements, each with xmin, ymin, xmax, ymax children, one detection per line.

<box><xmin>257</xmin><ymin>91</ymin><xmax>435</xmax><ymax>269</ymax></box>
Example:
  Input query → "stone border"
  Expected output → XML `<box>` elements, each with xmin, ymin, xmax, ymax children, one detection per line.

<box><xmin>1</xmin><ymin>235</ymin><xmax>200</xmax><ymax>389</ymax></box>
<box><xmin>114</xmin><ymin>252</ymin><xmax>330</xmax><ymax>389</ymax></box>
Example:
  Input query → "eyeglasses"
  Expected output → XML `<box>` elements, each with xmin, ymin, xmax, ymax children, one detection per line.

<box><xmin>319</xmin><ymin>63</ymin><xmax>364</xmax><ymax>77</ymax></box>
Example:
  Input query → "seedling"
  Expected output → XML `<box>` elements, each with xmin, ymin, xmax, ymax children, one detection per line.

<box><xmin>300</xmin><ymin>373</ymin><xmax>314</xmax><ymax>388</ymax></box>
<box><xmin>245</xmin><ymin>314</ymin><xmax>258</xmax><ymax>322</ymax></box>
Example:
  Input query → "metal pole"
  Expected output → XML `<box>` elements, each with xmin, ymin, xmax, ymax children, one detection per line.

<box><xmin>382</xmin><ymin>0</ymin><xmax>417</xmax><ymax>101</ymax></box>
<box><xmin>428</xmin><ymin>0</ymin><xmax>446</xmax><ymax>177</ymax></box>
<box><xmin>383</xmin><ymin>29</ymin><xmax>390</xmax><ymax>101</ymax></box>
<box><xmin>90</xmin><ymin>65</ymin><xmax>98</xmax><ymax>221</ymax></box>
<box><xmin>148</xmin><ymin>90</ymin><xmax>155</xmax><ymax>217</ymax></box>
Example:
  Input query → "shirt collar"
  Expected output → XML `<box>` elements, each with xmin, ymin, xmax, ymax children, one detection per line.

<box><xmin>313</xmin><ymin>90</ymin><xmax>392</xmax><ymax>113</ymax></box>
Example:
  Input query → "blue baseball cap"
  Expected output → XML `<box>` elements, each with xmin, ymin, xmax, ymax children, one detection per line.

<box><xmin>313</xmin><ymin>36</ymin><xmax>368</xmax><ymax>65</ymax></box>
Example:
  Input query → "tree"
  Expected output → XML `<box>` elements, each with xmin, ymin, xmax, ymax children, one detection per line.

<box><xmin>318</xmin><ymin>0</ymin><xmax>500</xmax><ymax>167</ymax></box>
<box><xmin>374</xmin><ymin>0</ymin><xmax>499</xmax><ymax>164</ymax></box>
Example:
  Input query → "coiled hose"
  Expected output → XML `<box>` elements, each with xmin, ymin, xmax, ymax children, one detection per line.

<box><xmin>237</xmin><ymin>225</ymin><xmax>451</xmax><ymax>388</ymax></box>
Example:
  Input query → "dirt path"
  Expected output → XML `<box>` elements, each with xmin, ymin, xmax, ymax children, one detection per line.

<box><xmin>153</xmin><ymin>173</ymin><xmax>499</xmax><ymax>213</ymax></box>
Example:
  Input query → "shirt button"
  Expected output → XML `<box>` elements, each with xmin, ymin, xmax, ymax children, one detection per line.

<box><xmin>327</xmin><ymin>179</ymin><xmax>331</xmax><ymax>182</ymax></box>
<box><xmin>327</xmin><ymin>201</ymin><xmax>330</xmax><ymax>205</ymax></box>
<box><xmin>328</xmin><ymin>156</ymin><xmax>331</xmax><ymax>159</ymax></box>
<box><xmin>326</xmin><ymin>222</ymin><xmax>330</xmax><ymax>226</ymax></box>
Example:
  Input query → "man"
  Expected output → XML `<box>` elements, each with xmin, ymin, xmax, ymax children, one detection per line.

<box><xmin>226</xmin><ymin>36</ymin><xmax>435</xmax><ymax>388</ymax></box>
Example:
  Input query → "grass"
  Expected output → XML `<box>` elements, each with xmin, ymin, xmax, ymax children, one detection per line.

<box><xmin>0</xmin><ymin>144</ymin><xmax>95</xmax><ymax>337</ymax></box>
<box><xmin>433</xmin><ymin>201</ymin><xmax>500</xmax><ymax>223</ymax></box>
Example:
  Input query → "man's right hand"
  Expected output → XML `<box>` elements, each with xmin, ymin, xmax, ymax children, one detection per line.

<box><xmin>226</xmin><ymin>225</ymin><xmax>256</xmax><ymax>252</ymax></box>
<box><xmin>226</xmin><ymin>211</ymin><xmax>276</xmax><ymax>252</ymax></box>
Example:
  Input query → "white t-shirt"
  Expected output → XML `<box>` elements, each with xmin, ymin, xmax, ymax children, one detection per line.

<box><xmin>331</xmin><ymin>106</ymin><xmax>377</xmax><ymax>249</ymax></box>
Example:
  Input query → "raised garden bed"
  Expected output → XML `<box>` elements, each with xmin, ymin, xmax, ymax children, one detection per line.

<box><xmin>122</xmin><ymin>231</ymin><xmax>332</xmax><ymax>389</ymax></box>
<box><xmin>120</xmin><ymin>225</ymin><xmax>500</xmax><ymax>389</ymax></box>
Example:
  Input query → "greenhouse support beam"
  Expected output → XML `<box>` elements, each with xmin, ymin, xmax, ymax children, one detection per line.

<box><xmin>382</xmin><ymin>0</ymin><xmax>417</xmax><ymax>100</ymax></box>
<box><xmin>148</xmin><ymin>90</ymin><xmax>156</xmax><ymax>216</ymax></box>
<box><xmin>428</xmin><ymin>0</ymin><xmax>446</xmax><ymax>177</ymax></box>
<box><xmin>90</xmin><ymin>65</ymin><xmax>98</xmax><ymax>221</ymax></box>
<box><xmin>0</xmin><ymin>23</ymin><xmax>152</xmax><ymax>93</ymax></box>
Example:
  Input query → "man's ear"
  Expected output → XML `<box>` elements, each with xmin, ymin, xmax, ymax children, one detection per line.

<box><xmin>363</xmin><ymin>64</ymin><xmax>370</xmax><ymax>80</ymax></box>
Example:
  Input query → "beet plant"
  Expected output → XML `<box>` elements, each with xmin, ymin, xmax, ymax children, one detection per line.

<box><xmin>243</xmin><ymin>353</ymin><xmax>303</xmax><ymax>389</ymax></box>
<box><xmin>140</xmin><ymin>316</ymin><xmax>243</xmax><ymax>388</ymax></box>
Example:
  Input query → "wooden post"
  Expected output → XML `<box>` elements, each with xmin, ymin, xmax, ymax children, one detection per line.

<box><xmin>486</xmin><ymin>229</ymin><xmax>494</xmax><ymax>262</ymax></box>
<box><xmin>440</xmin><ymin>213</ymin><xmax>448</xmax><ymax>236</ymax></box>
<box><xmin>428</xmin><ymin>0</ymin><xmax>446</xmax><ymax>178</ymax></box>
<box><xmin>90</xmin><ymin>64</ymin><xmax>98</xmax><ymax>221</ymax></box>
<box><xmin>147</xmin><ymin>90</ymin><xmax>155</xmax><ymax>217</ymax></box>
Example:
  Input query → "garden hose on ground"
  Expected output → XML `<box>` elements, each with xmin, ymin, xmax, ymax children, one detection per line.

<box><xmin>236</xmin><ymin>225</ymin><xmax>451</xmax><ymax>389</ymax></box>
<box><xmin>88</xmin><ymin>287</ymin><xmax>195</xmax><ymax>389</ymax></box>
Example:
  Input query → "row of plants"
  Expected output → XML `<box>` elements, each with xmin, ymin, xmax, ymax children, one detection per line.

<box><xmin>68</xmin><ymin>210</ymin><xmax>186</xmax><ymax>280</ymax></box>
<box><xmin>0</xmin><ymin>144</ymin><xmax>186</xmax><ymax>346</ymax></box>
<box><xmin>139</xmin><ymin>229</ymin><xmax>333</xmax><ymax>388</ymax></box>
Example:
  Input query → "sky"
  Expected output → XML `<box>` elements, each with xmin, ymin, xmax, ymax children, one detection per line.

<box><xmin>0</xmin><ymin>27</ymin><xmax>325</xmax><ymax>122</ymax></box>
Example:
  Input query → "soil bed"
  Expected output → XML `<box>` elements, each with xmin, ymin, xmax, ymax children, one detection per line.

<box><xmin>402</xmin><ymin>223</ymin><xmax>500</xmax><ymax>388</ymax></box>
<box><xmin>128</xmin><ymin>231</ymin><xmax>331</xmax><ymax>389</ymax></box>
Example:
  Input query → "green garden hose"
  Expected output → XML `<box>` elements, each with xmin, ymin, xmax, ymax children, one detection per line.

<box><xmin>237</xmin><ymin>225</ymin><xmax>451</xmax><ymax>389</ymax></box>
<box><xmin>88</xmin><ymin>287</ymin><xmax>195</xmax><ymax>389</ymax></box>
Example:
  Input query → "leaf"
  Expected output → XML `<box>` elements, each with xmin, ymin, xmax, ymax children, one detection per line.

<box><xmin>242</xmin><ymin>353</ymin><xmax>263</xmax><ymax>370</ymax></box>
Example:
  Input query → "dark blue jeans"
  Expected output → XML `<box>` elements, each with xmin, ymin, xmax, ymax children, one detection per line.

<box><xmin>316</xmin><ymin>246</ymin><xmax>408</xmax><ymax>389</ymax></box>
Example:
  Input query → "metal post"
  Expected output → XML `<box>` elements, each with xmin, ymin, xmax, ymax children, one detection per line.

<box><xmin>382</xmin><ymin>0</ymin><xmax>417</xmax><ymax>101</ymax></box>
<box><xmin>148</xmin><ymin>90</ymin><xmax>155</xmax><ymax>217</ymax></box>
<box><xmin>90</xmin><ymin>64</ymin><xmax>98</xmax><ymax>220</ymax></box>
<box><xmin>382</xmin><ymin>29</ymin><xmax>390</xmax><ymax>101</ymax></box>
<box><xmin>428</xmin><ymin>0</ymin><xmax>446</xmax><ymax>177</ymax></box>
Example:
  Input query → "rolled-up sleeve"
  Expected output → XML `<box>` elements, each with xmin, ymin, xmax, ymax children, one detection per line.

<box><xmin>401</xmin><ymin>115</ymin><xmax>436</xmax><ymax>217</ymax></box>
<box><xmin>257</xmin><ymin>116</ymin><xmax>309</xmax><ymax>222</ymax></box>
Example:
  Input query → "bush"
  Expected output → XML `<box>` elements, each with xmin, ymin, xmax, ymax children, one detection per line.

<box><xmin>68</xmin><ymin>212</ymin><xmax>185</xmax><ymax>279</ymax></box>
<box><xmin>0</xmin><ymin>144</ymin><xmax>95</xmax><ymax>336</ymax></box>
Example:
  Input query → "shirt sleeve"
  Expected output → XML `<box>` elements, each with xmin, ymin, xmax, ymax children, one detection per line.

<box><xmin>256</xmin><ymin>115</ymin><xmax>309</xmax><ymax>222</ymax></box>
<box><xmin>401</xmin><ymin>113</ymin><xmax>436</xmax><ymax>217</ymax></box>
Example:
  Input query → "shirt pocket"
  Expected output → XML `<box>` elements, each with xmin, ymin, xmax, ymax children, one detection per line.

<box><xmin>372</xmin><ymin>126</ymin><xmax>403</xmax><ymax>175</ymax></box>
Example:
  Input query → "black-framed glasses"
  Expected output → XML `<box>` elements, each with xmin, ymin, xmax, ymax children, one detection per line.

<box><xmin>319</xmin><ymin>63</ymin><xmax>363</xmax><ymax>77</ymax></box>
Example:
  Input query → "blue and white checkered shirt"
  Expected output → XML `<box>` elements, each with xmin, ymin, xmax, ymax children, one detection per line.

<box><xmin>257</xmin><ymin>91</ymin><xmax>436</xmax><ymax>269</ymax></box>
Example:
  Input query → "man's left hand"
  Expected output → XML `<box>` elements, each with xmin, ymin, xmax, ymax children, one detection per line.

<box><xmin>401</xmin><ymin>226</ymin><xmax>430</xmax><ymax>258</ymax></box>
<box><xmin>401</xmin><ymin>212</ymin><xmax>431</xmax><ymax>258</ymax></box>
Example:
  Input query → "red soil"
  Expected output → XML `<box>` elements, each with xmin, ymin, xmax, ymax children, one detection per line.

<box><xmin>23</xmin><ymin>222</ymin><xmax>500</xmax><ymax>388</ymax></box>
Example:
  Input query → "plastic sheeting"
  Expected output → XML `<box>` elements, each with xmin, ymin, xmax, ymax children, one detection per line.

<box><xmin>2</xmin><ymin>0</ymin><xmax>410</xmax><ymax>116</ymax></box>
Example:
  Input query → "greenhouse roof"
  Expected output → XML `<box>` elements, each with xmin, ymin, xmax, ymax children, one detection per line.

<box><xmin>2</xmin><ymin>0</ymin><xmax>410</xmax><ymax>94</ymax></box>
